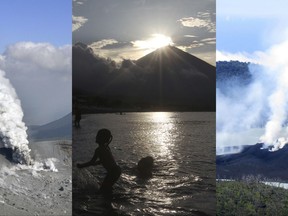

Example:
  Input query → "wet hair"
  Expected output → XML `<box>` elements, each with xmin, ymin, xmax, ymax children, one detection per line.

<box><xmin>97</xmin><ymin>129</ymin><xmax>113</xmax><ymax>145</ymax></box>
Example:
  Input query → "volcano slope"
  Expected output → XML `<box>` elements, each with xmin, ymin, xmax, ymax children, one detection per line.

<box><xmin>73</xmin><ymin>44</ymin><xmax>215</xmax><ymax>111</ymax></box>
<box><xmin>217</xmin><ymin>143</ymin><xmax>288</xmax><ymax>181</ymax></box>
<box><xmin>0</xmin><ymin>114</ymin><xmax>72</xmax><ymax>216</ymax></box>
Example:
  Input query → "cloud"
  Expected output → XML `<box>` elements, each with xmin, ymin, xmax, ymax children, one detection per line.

<box><xmin>73</xmin><ymin>0</ymin><xmax>86</xmax><ymax>6</ymax></box>
<box><xmin>217</xmin><ymin>39</ymin><xmax>288</xmax><ymax>153</ymax></box>
<box><xmin>180</xmin><ymin>42</ymin><xmax>205</xmax><ymax>49</ymax></box>
<box><xmin>184</xmin><ymin>35</ymin><xmax>197</xmax><ymax>38</ymax></box>
<box><xmin>88</xmin><ymin>35</ymin><xmax>175</xmax><ymax>62</ymax></box>
<box><xmin>87</xmin><ymin>39</ymin><xmax>140</xmax><ymax>61</ymax></box>
<box><xmin>176</xmin><ymin>36</ymin><xmax>216</xmax><ymax>66</ymax></box>
<box><xmin>216</xmin><ymin>50</ymin><xmax>263</xmax><ymax>64</ymax></box>
<box><xmin>179</xmin><ymin>45</ymin><xmax>215</xmax><ymax>66</ymax></box>
<box><xmin>178</xmin><ymin>17</ymin><xmax>208</xmax><ymax>28</ymax></box>
<box><xmin>89</xmin><ymin>39</ymin><xmax>118</xmax><ymax>49</ymax></box>
<box><xmin>0</xmin><ymin>42</ymin><xmax>71</xmax><ymax>125</ymax></box>
<box><xmin>201</xmin><ymin>37</ymin><xmax>216</xmax><ymax>44</ymax></box>
<box><xmin>73</xmin><ymin>43</ymin><xmax>215</xmax><ymax>110</ymax></box>
<box><xmin>3</xmin><ymin>42</ymin><xmax>71</xmax><ymax>73</ymax></box>
<box><xmin>86</xmin><ymin>30</ymin><xmax>215</xmax><ymax>65</ymax></box>
<box><xmin>131</xmin><ymin>34</ymin><xmax>174</xmax><ymax>49</ymax></box>
<box><xmin>72</xmin><ymin>15</ymin><xmax>88</xmax><ymax>32</ymax></box>
<box><xmin>178</xmin><ymin>11</ymin><xmax>215</xmax><ymax>32</ymax></box>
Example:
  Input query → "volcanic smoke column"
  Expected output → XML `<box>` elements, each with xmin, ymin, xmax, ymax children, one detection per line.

<box><xmin>0</xmin><ymin>69</ymin><xmax>32</xmax><ymax>164</ymax></box>
<box><xmin>259</xmin><ymin>40</ymin><xmax>288</xmax><ymax>150</ymax></box>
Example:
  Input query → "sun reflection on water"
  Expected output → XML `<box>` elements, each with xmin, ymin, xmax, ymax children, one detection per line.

<box><xmin>148</xmin><ymin>112</ymin><xmax>178</xmax><ymax>159</ymax></box>
<box><xmin>152</xmin><ymin>112</ymin><xmax>169</xmax><ymax>123</ymax></box>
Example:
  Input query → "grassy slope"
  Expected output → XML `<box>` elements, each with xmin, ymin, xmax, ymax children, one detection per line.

<box><xmin>217</xmin><ymin>177</ymin><xmax>288</xmax><ymax>216</ymax></box>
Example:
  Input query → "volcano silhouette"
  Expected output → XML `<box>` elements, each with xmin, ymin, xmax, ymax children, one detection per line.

<box><xmin>217</xmin><ymin>144</ymin><xmax>288</xmax><ymax>181</ymax></box>
<box><xmin>137</xmin><ymin>45</ymin><xmax>215</xmax><ymax>77</ymax></box>
<box><xmin>135</xmin><ymin>46</ymin><xmax>215</xmax><ymax>110</ymax></box>
<box><xmin>73</xmin><ymin>44</ymin><xmax>215</xmax><ymax>111</ymax></box>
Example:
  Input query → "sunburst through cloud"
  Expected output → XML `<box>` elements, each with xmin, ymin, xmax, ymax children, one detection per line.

<box><xmin>133</xmin><ymin>34</ymin><xmax>174</xmax><ymax>52</ymax></box>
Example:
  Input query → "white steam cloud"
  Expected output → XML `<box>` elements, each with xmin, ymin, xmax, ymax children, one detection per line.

<box><xmin>217</xmin><ymin>39</ymin><xmax>288</xmax><ymax>154</ymax></box>
<box><xmin>0</xmin><ymin>69</ymin><xmax>31</xmax><ymax>164</ymax></box>
<box><xmin>259</xmin><ymin>40</ymin><xmax>288</xmax><ymax>149</ymax></box>
<box><xmin>0</xmin><ymin>42</ymin><xmax>71</xmax><ymax>125</ymax></box>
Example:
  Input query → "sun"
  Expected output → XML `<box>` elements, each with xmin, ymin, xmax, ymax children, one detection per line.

<box><xmin>146</xmin><ymin>34</ymin><xmax>174</xmax><ymax>49</ymax></box>
<box><xmin>133</xmin><ymin>34</ymin><xmax>174</xmax><ymax>50</ymax></box>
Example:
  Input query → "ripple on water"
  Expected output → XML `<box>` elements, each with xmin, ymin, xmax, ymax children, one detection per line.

<box><xmin>73</xmin><ymin>112</ymin><xmax>215</xmax><ymax>216</ymax></box>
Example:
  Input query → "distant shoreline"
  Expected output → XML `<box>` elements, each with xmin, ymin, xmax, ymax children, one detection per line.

<box><xmin>73</xmin><ymin>107</ymin><xmax>216</xmax><ymax>115</ymax></box>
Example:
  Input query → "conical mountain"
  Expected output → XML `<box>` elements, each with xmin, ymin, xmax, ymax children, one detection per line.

<box><xmin>28</xmin><ymin>113</ymin><xmax>72</xmax><ymax>140</ymax></box>
<box><xmin>217</xmin><ymin>144</ymin><xmax>288</xmax><ymax>180</ymax></box>
<box><xmin>137</xmin><ymin>45</ymin><xmax>215</xmax><ymax>81</ymax></box>
<box><xmin>135</xmin><ymin>46</ymin><xmax>215</xmax><ymax>110</ymax></box>
<box><xmin>72</xmin><ymin>44</ymin><xmax>215</xmax><ymax>111</ymax></box>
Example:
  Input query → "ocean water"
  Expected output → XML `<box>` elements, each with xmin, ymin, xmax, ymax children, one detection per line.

<box><xmin>73</xmin><ymin>112</ymin><xmax>215</xmax><ymax>216</ymax></box>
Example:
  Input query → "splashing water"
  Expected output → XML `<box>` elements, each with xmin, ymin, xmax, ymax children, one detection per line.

<box><xmin>0</xmin><ymin>69</ymin><xmax>32</xmax><ymax>164</ymax></box>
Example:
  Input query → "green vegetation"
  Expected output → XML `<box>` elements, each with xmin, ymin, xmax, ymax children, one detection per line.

<box><xmin>217</xmin><ymin>176</ymin><xmax>288</xmax><ymax>216</ymax></box>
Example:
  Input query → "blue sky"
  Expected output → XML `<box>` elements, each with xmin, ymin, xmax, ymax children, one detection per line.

<box><xmin>217</xmin><ymin>0</ymin><xmax>288</xmax><ymax>59</ymax></box>
<box><xmin>0</xmin><ymin>0</ymin><xmax>71</xmax><ymax>53</ymax></box>
<box><xmin>0</xmin><ymin>1</ymin><xmax>72</xmax><ymax>125</ymax></box>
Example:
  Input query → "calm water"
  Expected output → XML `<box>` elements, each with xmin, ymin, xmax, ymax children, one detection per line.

<box><xmin>73</xmin><ymin>112</ymin><xmax>215</xmax><ymax>216</ymax></box>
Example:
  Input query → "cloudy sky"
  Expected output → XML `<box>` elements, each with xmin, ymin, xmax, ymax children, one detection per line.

<box><xmin>216</xmin><ymin>0</ymin><xmax>288</xmax><ymax>151</ymax></box>
<box><xmin>73</xmin><ymin>0</ymin><xmax>215</xmax><ymax>65</ymax></box>
<box><xmin>217</xmin><ymin>0</ymin><xmax>288</xmax><ymax>62</ymax></box>
<box><xmin>0</xmin><ymin>0</ymin><xmax>71</xmax><ymax>125</ymax></box>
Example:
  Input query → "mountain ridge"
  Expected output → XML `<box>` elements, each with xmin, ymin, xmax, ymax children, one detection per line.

<box><xmin>73</xmin><ymin>44</ymin><xmax>216</xmax><ymax>111</ymax></box>
<box><xmin>28</xmin><ymin>113</ymin><xmax>72</xmax><ymax>141</ymax></box>
<box><xmin>217</xmin><ymin>143</ymin><xmax>288</xmax><ymax>181</ymax></box>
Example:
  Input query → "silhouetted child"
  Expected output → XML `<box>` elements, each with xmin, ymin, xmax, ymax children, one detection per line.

<box><xmin>137</xmin><ymin>156</ymin><xmax>154</xmax><ymax>178</ymax></box>
<box><xmin>77</xmin><ymin>129</ymin><xmax>121</xmax><ymax>193</ymax></box>
<box><xmin>74</xmin><ymin>106</ymin><xmax>81</xmax><ymax>128</ymax></box>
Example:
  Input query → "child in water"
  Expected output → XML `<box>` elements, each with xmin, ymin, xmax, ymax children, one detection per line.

<box><xmin>77</xmin><ymin>129</ymin><xmax>121</xmax><ymax>192</ymax></box>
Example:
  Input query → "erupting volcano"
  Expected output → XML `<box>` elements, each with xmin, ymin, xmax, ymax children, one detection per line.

<box><xmin>0</xmin><ymin>69</ymin><xmax>32</xmax><ymax>164</ymax></box>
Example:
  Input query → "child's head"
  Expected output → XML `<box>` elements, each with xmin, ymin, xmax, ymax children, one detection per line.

<box><xmin>96</xmin><ymin>129</ymin><xmax>113</xmax><ymax>145</ymax></box>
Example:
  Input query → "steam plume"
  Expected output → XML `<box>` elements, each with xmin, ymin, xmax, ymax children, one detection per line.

<box><xmin>217</xmin><ymin>39</ymin><xmax>288</xmax><ymax>154</ymax></box>
<box><xmin>259</xmin><ymin>40</ymin><xmax>288</xmax><ymax>149</ymax></box>
<box><xmin>0</xmin><ymin>69</ymin><xmax>31</xmax><ymax>164</ymax></box>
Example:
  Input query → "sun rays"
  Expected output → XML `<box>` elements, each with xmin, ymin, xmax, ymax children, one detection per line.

<box><xmin>133</xmin><ymin>34</ymin><xmax>174</xmax><ymax>51</ymax></box>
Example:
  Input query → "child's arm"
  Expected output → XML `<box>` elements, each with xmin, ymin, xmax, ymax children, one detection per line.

<box><xmin>77</xmin><ymin>149</ymin><xmax>101</xmax><ymax>168</ymax></box>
